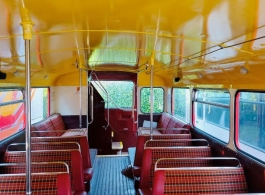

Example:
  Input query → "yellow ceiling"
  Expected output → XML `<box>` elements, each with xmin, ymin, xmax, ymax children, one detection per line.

<box><xmin>0</xmin><ymin>0</ymin><xmax>264</xmax><ymax>88</ymax></box>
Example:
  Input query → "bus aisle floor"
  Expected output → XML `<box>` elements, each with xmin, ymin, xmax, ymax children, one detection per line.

<box><xmin>88</xmin><ymin>155</ymin><xmax>135</xmax><ymax>195</ymax></box>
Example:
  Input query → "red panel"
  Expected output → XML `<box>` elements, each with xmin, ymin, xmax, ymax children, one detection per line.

<box><xmin>57</xmin><ymin>173</ymin><xmax>72</xmax><ymax>195</ymax></box>
<box><xmin>152</xmin><ymin>170</ymin><xmax>165</xmax><ymax>195</ymax></box>
<box><xmin>139</xmin><ymin>149</ymin><xmax>152</xmax><ymax>188</ymax></box>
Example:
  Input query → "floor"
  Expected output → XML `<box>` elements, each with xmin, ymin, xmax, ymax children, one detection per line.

<box><xmin>88</xmin><ymin>155</ymin><xmax>135</xmax><ymax>195</ymax></box>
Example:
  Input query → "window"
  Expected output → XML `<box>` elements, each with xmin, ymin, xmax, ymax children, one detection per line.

<box><xmin>92</xmin><ymin>81</ymin><xmax>134</xmax><ymax>109</ymax></box>
<box><xmin>236</xmin><ymin>91</ymin><xmax>265</xmax><ymax>162</ymax></box>
<box><xmin>193</xmin><ymin>89</ymin><xmax>230</xmax><ymax>143</ymax></box>
<box><xmin>140</xmin><ymin>87</ymin><xmax>164</xmax><ymax>113</ymax></box>
<box><xmin>31</xmin><ymin>88</ymin><xmax>49</xmax><ymax>123</ymax></box>
<box><xmin>0</xmin><ymin>88</ymin><xmax>49</xmax><ymax>141</ymax></box>
<box><xmin>0</xmin><ymin>90</ymin><xmax>25</xmax><ymax>141</ymax></box>
<box><xmin>172</xmin><ymin>88</ymin><xmax>190</xmax><ymax>122</ymax></box>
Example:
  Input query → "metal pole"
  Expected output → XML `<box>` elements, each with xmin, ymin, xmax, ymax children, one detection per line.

<box><xmin>87</xmin><ymin>71</ymin><xmax>89</xmax><ymax>130</ymax></box>
<box><xmin>150</xmin><ymin>64</ymin><xmax>154</xmax><ymax>140</ymax></box>
<box><xmin>79</xmin><ymin>67</ymin><xmax>82</xmax><ymax>129</ymax></box>
<box><xmin>19</xmin><ymin>4</ymin><xmax>33</xmax><ymax>194</ymax></box>
<box><xmin>25</xmin><ymin>39</ymin><xmax>32</xmax><ymax>195</ymax></box>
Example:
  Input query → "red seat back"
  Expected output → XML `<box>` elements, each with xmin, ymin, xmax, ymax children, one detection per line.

<box><xmin>134</xmin><ymin>134</ymin><xmax>192</xmax><ymax>168</ymax></box>
<box><xmin>153</xmin><ymin>167</ymin><xmax>248</xmax><ymax>195</ymax></box>
<box><xmin>4</xmin><ymin>150</ymin><xmax>85</xmax><ymax>192</ymax></box>
<box><xmin>0</xmin><ymin>173</ymin><xmax>71</xmax><ymax>195</ymax></box>
<box><xmin>139</xmin><ymin>147</ymin><xmax>212</xmax><ymax>188</ymax></box>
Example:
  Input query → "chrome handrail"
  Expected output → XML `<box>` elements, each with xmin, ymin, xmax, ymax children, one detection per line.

<box><xmin>0</xmin><ymin>162</ymin><xmax>70</xmax><ymax>174</ymax></box>
<box><xmin>155</xmin><ymin>157</ymin><xmax>242</xmax><ymax>170</ymax></box>
<box><xmin>88</xmin><ymin>83</ymin><xmax>94</xmax><ymax>125</ymax></box>
<box><xmin>144</xmin><ymin>139</ymin><xmax>209</xmax><ymax>147</ymax></box>
<box><xmin>7</xmin><ymin>142</ymin><xmax>81</xmax><ymax>152</ymax></box>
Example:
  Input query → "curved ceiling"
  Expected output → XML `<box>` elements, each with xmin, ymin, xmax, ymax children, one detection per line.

<box><xmin>0</xmin><ymin>0</ymin><xmax>264</xmax><ymax>87</ymax></box>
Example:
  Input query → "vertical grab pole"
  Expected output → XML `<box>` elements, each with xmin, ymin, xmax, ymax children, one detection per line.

<box><xmin>25</xmin><ymin>39</ymin><xmax>32</xmax><ymax>195</ymax></box>
<box><xmin>150</xmin><ymin>62</ymin><xmax>154</xmax><ymax>140</ymax></box>
<box><xmin>87</xmin><ymin>71</ymin><xmax>89</xmax><ymax>130</ymax></box>
<box><xmin>88</xmin><ymin>84</ymin><xmax>94</xmax><ymax>125</ymax></box>
<box><xmin>79</xmin><ymin>67</ymin><xmax>82</xmax><ymax>129</ymax></box>
<box><xmin>20</xmin><ymin>4</ymin><xmax>33</xmax><ymax>194</ymax></box>
<box><xmin>150</xmin><ymin>7</ymin><xmax>160</xmax><ymax>140</ymax></box>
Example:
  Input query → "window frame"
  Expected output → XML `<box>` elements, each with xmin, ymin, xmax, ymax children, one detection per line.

<box><xmin>235</xmin><ymin>90</ymin><xmax>265</xmax><ymax>163</ymax></box>
<box><xmin>192</xmin><ymin>88</ymin><xmax>230</xmax><ymax>143</ymax></box>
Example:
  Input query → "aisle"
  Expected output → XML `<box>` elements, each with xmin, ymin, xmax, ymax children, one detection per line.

<box><xmin>88</xmin><ymin>155</ymin><xmax>135</xmax><ymax>195</ymax></box>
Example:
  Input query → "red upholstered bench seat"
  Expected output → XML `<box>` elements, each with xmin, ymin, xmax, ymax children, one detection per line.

<box><xmin>3</xmin><ymin>150</ymin><xmax>86</xmax><ymax>195</ymax></box>
<box><xmin>0</xmin><ymin>172</ymin><xmax>72</xmax><ymax>195</ymax></box>
<box><xmin>31</xmin><ymin>113</ymin><xmax>87</xmax><ymax>137</ymax></box>
<box><xmin>153</xmin><ymin>167</ymin><xmax>248</xmax><ymax>195</ymax></box>
<box><xmin>138</xmin><ymin>112</ymin><xmax>190</xmax><ymax>135</ymax></box>
<box><xmin>30</xmin><ymin>136</ymin><xmax>93</xmax><ymax>191</ymax></box>
<box><xmin>138</xmin><ymin>147</ymin><xmax>212</xmax><ymax>195</ymax></box>
<box><xmin>132</xmin><ymin>134</ymin><xmax>192</xmax><ymax>178</ymax></box>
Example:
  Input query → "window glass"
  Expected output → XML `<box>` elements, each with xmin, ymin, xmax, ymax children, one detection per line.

<box><xmin>0</xmin><ymin>91</ymin><xmax>23</xmax><ymax>103</ymax></box>
<box><xmin>0</xmin><ymin>90</ymin><xmax>25</xmax><ymax>141</ymax></box>
<box><xmin>237</xmin><ymin>92</ymin><xmax>265</xmax><ymax>162</ymax></box>
<box><xmin>92</xmin><ymin>81</ymin><xmax>134</xmax><ymax>109</ymax></box>
<box><xmin>140</xmin><ymin>87</ymin><xmax>164</xmax><ymax>113</ymax></box>
<box><xmin>31</xmin><ymin>88</ymin><xmax>49</xmax><ymax>123</ymax></box>
<box><xmin>193</xmin><ymin>89</ymin><xmax>230</xmax><ymax>143</ymax></box>
<box><xmin>172</xmin><ymin>88</ymin><xmax>190</xmax><ymax>122</ymax></box>
<box><xmin>0</xmin><ymin>88</ymin><xmax>49</xmax><ymax>141</ymax></box>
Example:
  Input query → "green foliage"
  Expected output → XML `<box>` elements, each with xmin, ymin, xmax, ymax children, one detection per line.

<box><xmin>173</xmin><ymin>88</ymin><xmax>187</xmax><ymax>120</ymax></box>
<box><xmin>140</xmin><ymin>88</ymin><xmax>164</xmax><ymax>113</ymax></box>
<box><xmin>93</xmin><ymin>81</ymin><xmax>134</xmax><ymax>109</ymax></box>
<box><xmin>43</xmin><ymin>88</ymin><xmax>48</xmax><ymax>117</ymax></box>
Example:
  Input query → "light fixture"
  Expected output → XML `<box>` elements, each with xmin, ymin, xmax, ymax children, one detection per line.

<box><xmin>240</xmin><ymin>67</ymin><xmax>248</xmax><ymax>74</ymax></box>
<box><xmin>13</xmin><ymin>70</ymin><xmax>19</xmax><ymax>77</ymax></box>
<box><xmin>198</xmin><ymin>72</ymin><xmax>203</xmax><ymax>78</ymax></box>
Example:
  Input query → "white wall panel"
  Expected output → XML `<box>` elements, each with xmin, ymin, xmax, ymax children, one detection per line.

<box><xmin>50</xmin><ymin>86</ymin><xmax>87</xmax><ymax>115</ymax></box>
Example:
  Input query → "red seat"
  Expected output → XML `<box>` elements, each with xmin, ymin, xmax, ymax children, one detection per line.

<box><xmin>132</xmin><ymin>134</ymin><xmax>192</xmax><ymax>177</ymax></box>
<box><xmin>138</xmin><ymin>147</ymin><xmax>212</xmax><ymax>195</ymax></box>
<box><xmin>153</xmin><ymin>167</ymin><xmax>248</xmax><ymax>195</ymax></box>
<box><xmin>31</xmin><ymin>136</ymin><xmax>93</xmax><ymax>191</ymax></box>
<box><xmin>0</xmin><ymin>173</ymin><xmax>72</xmax><ymax>195</ymax></box>
<box><xmin>157</xmin><ymin>112</ymin><xmax>172</xmax><ymax>129</ymax></box>
<box><xmin>4</xmin><ymin>150</ymin><xmax>86</xmax><ymax>195</ymax></box>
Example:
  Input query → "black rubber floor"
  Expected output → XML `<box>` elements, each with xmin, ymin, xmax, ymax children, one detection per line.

<box><xmin>88</xmin><ymin>155</ymin><xmax>135</xmax><ymax>195</ymax></box>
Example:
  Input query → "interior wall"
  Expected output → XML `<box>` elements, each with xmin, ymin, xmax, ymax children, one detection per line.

<box><xmin>50</xmin><ymin>86</ymin><xmax>88</xmax><ymax>115</ymax></box>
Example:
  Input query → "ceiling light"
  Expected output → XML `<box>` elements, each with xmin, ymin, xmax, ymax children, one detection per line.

<box><xmin>240</xmin><ymin>67</ymin><xmax>248</xmax><ymax>74</ymax></box>
<box><xmin>198</xmin><ymin>72</ymin><xmax>203</xmax><ymax>78</ymax></box>
<box><xmin>13</xmin><ymin>70</ymin><xmax>19</xmax><ymax>76</ymax></box>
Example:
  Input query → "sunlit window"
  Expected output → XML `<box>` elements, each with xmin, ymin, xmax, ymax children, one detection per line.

<box><xmin>172</xmin><ymin>88</ymin><xmax>190</xmax><ymax>122</ymax></box>
<box><xmin>193</xmin><ymin>89</ymin><xmax>230</xmax><ymax>143</ymax></box>
<box><xmin>0</xmin><ymin>90</ymin><xmax>24</xmax><ymax>141</ymax></box>
<box><xmin>31</xmin><ymin>88</ymin><xmax>49</xmax><ymax>123</ymax></box>
<box><xmin>236</xmin><ymin>91</ymin><xmax>265</xmax><ymax>162</ymax></box>
<box><xmin>140</xmin><ymin>87</ymin><xmax>164</xmax><ymax>113</ymax></box>
<box><xmin>92</xmin><ymin>81</ymin><xmax>134</xmax><ymax>109</ymax></box>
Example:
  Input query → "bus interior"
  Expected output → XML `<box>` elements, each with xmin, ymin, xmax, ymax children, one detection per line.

<box><xmin>0</xmin><ymin>0</ymin><xmax>265</xmax><ymax>194</ymax></box>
